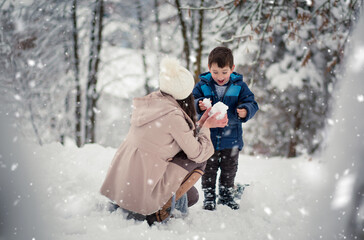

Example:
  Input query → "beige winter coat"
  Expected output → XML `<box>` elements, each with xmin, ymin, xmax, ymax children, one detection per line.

<box><xmin>100</xmin><ymin>91</ymin><xmax>214</xmax><ymax>215</ymax></box>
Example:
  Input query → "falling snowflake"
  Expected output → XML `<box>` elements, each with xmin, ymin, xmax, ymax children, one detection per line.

<box><xmin>264</xmin><ymin>207</ymin><xmax>272</xmax><ymax>215</ymax></box>
<box><xmin>298</xmin><ymin>207</ymin><xmax>309</xmax><ymax>216</ymax></box>
<box><xmin>220</xmin><ymin>223</ymin><xmax>226</xmax><ymax>229</ymax></box>
<box><xmin>327</xmin><ymin>119</ymin><xmax>335</xmax><ymax>126</ymax></box>
<box><xmin>11</xmin><ymin>163</ymin><xmax>19</xmax><ymax>171</ymax></box>
<box><xmin>93</xmin><ymin>107</ymin><xmax>101</xmax><ymax>114</ymax></box>
<box><xmin>147</xmin><ymin>179</ymin><xmax>154</xmax><ymax>185</ymax></box>
<box><xmin>13</xmin><ymin>199</ymin><xmax>20</xmax><ymax>206</ymax></box>
<box><xmin>14</xmin><ymin>94</ymin><xmax>22</xmax><ymax>101</ymax></box>
<box><xmin>27</xmin><ymin>59</ymin><xmax>36</xmax><ymax>66</ymax></box>
<box><xmin>193</xmin><ymin>235</ymin><xmax>200</xmax><ymax>240</ymax></box>
<box><xmin>98</xmin><ymin>224</ymin><xmax>108</xmax><ymax>232</ymax></box>
<box><xmin>357</xmin><ymin>95</ymin><xmax>364</xmax><ymax>102</ymax></box>
<box><xmin>29</xmin><ymin>80</ymin><xmax>36</xmax><ymax>88</ymax></box>
<box><xmin>332</xmin><ymin>174</ymin><xmax>355</xmax><ymax>209</ymax></box>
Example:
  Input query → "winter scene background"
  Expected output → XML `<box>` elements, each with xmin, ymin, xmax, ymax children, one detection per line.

<box><xmin>1</xmin><ymin>0</ymin><xmax>364</xmax><ymax>239</ymax></box>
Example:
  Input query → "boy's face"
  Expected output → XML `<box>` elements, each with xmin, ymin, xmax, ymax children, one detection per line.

<box><xmin>209</xmin><ymin>63</ymin><xmax>235</xmax><ymax>86</ymax></box>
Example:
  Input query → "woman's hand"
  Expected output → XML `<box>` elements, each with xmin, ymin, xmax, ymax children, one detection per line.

<box><xmin>197</xmin><ymin>107</ymin><xmax>211</xmax><ymax>127</ymax></box>
<box><xmin>201</xmin><ymin>112</ymin><xmax>228</xmax><ymax>129</ymax></box>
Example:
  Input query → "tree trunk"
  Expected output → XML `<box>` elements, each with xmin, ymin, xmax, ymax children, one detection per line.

<box><xmin>136</xmin><ymin>0</ymin><xmax>151</xmax><ymax>94</ymax></box>
<box><xmin>175</xmin><ymin>0</ymin><xmax>190</xmax><ymax>69</ymax></box>
<box><xmin>72</xmin><ymin>0</ymin><xmax>82</xmax><ymax>147</ymax></box>
<box><xmin>154</xmin><ymin>0</ymin><xmax>162</xmax><ymax>68</ymax></box>
<box><xmin>27</xmin><ymin>99</ymin><xmax>43</xmax><ymax>146</ymax></box>
<box><xmin>287</xmin><ymin>108</ymin><xmax>301</xmax><ymax>158</ymax></box>
<box><xmin>85</xmin><ymin>0</ymin><xmax>104</xmax><ymax>144</ymax></box>
<box><xmin>194</xmin><ymin>0</ymin><xmax>204</xmax><ymax>83</ymax></box>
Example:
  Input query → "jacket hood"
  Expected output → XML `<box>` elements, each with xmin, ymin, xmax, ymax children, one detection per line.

<box><xmin>131</xmin><ymin>91</ymin><xmax>180</xmax><ymax>127</ymax></box>
<box><xmin>199</xmin><ymin>72</ymin><xmax>243</xmax><ymax>83</ymax></box>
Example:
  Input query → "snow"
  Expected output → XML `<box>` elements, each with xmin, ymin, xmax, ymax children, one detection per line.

<box><xmin>1</xmin><ymin>3</ymin><xmax>363</xmax><ymax>239</ymax></box>
<box><xmin>1</xmin><ymin>139</ymin><xmax>320</xmax><ymax>239</ymax></box>
<box><xmin>348</xmin><ymin>45</ymin><xmax>364</xmax><ymax>73</ymax></box>
<box><xmin>266</xmin><ymin>54</ymin><xmax>321</xmax><ymax>91</ymax></box>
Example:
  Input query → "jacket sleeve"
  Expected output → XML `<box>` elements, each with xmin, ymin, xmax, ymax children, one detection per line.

<box><xmin>192</xmin><ymin>82</ymin><xmax>205</xmax><ymax>115</ymax></box>
<box><xmin>237</xmin><ymin>82</ymin><xmax>259</xmax><ymax>123</ymax></box>
<box><xmin>168</xmin><ymin>111</ymin><xmax>214</xmax><ymax>163</ymax></box>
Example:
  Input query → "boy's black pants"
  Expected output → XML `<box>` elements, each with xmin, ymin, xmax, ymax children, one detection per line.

<box><xmin>202</xmin><ymin>148</ymin><xmax>239</xmax><ymax>199</ymax></box>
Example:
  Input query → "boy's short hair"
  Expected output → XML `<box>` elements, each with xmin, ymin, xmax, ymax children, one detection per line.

<box><xmin>208</xmin><ymin>46</ymin><xmax>234</xmax><ymax>68</ymax></box>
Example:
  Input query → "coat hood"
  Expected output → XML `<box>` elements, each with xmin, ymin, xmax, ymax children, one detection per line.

<box><xmin>131</xmin><ymin>91</ymin><xmax>180</xmax><ymax>127</ymax></box>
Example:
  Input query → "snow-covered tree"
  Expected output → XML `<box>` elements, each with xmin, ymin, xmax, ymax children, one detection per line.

<box><xmin>0</xmin><ymin>1</ymin><xmax>73</xmax><ymax>145</ymax></box>
<box><xmin>207</xmin><ymin>0</ymin><xmax>362</xmax><ymax>157</ymax></box>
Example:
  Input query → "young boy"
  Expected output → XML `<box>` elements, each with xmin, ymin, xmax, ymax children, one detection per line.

<box><xmin>193</xmin><ymin>46</ymin><xmax>259</xmax><ymax>210</ymax></box>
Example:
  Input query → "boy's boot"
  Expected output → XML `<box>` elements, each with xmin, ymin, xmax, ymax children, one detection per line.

<box><xmin>202</xmin><ymin>187</ymin><xmax>216</xmax><ymax>211</ymax></box>
<box><xmin>217</xmin><ymin>186</ymin><xmax>239</xmax><ymax>210</ymax></box>
<box><xmin>201</xmin><ymin>153</ymin><xmax>220</xmax><ymax>211</ymax></box>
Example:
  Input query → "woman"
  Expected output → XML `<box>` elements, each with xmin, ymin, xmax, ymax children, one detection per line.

<box><xmin>100</xmin><ymin>57</ymin><xmax>228</xmax><ymax>225</ymax></box>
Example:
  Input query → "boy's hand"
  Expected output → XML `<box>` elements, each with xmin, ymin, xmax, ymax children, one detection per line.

<box><xmin>198</xmin><ymin>100</ymin><xmax>210</xmax><ymax>111</ymax></box>
<box><xmin>237</xmin><ymin>108</ymin><xmax>247</xmax><ymax>118</ymax></box>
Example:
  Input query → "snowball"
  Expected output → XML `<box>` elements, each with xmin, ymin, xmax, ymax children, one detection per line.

<box><xmin>209</xmin><ymin>102</ymin><xmax>228</xmax><ymax>120</ymax></box>
<box><xmin>202</xmin><ymin>98</ymin><xmax>212</xmax><ymax>108</ymax></box>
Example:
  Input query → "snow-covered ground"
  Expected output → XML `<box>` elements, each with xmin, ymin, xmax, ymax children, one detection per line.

<box><xmin>2</xmin><ymin>141</ymin><xmax>323</xmax><ymax>240</ymax></box>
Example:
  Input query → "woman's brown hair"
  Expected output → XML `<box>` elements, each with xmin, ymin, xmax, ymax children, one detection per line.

<box><xmin>161</xmin><ymin>91</ymin><xmax>197</xmax><ymax>134</ymax></box>
<box><xmin>176</xmin><ymin>93</ymin><xmax>197</xmax><ymax>130</ymax></box>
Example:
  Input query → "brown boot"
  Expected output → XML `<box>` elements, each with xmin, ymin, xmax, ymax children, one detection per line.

<box><xmin>148</xmin><ymin>168</ymin><xmax>204</xmax><ymax>225</ymax></box>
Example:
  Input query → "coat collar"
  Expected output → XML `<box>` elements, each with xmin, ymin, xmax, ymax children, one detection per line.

<box><xmin>199</xmin><ymin>72</ymin><xmax>243</xmax><ymax>84</ymax></box>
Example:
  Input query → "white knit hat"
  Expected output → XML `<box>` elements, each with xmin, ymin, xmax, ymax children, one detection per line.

<box><xmin>159</xmin><ymin>57</ymin><xmax>195</xmax><ymax>100</ymax></box>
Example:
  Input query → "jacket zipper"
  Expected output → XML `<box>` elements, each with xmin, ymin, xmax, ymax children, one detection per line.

<box><xmin>208</xmin><ymin>79</ymin><xmax>232</xmax><ymax>150</ymax></box>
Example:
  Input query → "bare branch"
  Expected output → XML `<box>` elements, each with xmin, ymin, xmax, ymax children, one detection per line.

<box><xmin>253</xmin><ymin>0</ymin><xmax>276</xmax><ymax>65</ymax></box>
<box><xmin>179</xmin><ymin>0</ymin><xmax>235</xmax><ymax>11</ymax></box>
<box><xmin>216</xmin><ymin>2</ymin><xmax>261</xmax><ymax>43</ymax></box>
<box><xmin>0</xmin><ymin>0</ymin><xmax>7</xmax><ymax>10</ymax></box>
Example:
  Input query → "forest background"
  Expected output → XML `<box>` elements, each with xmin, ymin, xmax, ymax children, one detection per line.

<box><xmin>0</xmin><ymin>0</ymin><xmax>362</xmax><ymax>158</ymax></box>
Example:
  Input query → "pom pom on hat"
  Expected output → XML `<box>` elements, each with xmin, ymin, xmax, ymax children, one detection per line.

<box><xmin>159</xmin><ymin>57</ymin><xmax>195</xmax><ymax>100</ymax></box>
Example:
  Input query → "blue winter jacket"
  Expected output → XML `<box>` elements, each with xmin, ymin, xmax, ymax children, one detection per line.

<box><xmin>193</xmin><ymin>72</ymin><xmax>259</xmax><ymax>151</ymax></box>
